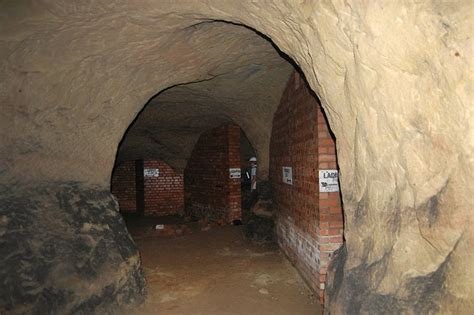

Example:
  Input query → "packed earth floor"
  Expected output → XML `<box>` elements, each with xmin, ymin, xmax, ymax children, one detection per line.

<box><xmin>126</xmin><ymin>222</ymin><xmax>321</xmax><ymax>314</ymax></box>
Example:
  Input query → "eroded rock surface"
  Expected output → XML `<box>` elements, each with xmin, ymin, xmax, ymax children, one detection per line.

<box><xmin>0</xmin><ymin>183</ymin><xmax>146</xmax><ymax>314</ymax></box>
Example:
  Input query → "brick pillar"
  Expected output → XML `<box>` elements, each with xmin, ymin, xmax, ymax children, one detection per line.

<box><xmin>135</xmin><ymin>159</ymin><xmax>145</xmax><ymax>216</ymax></box>
<box><xmin>110</xmin><ymin>160</ymin><xmax>137</xmax><ymax>213</ymax></box>
<box><xmin>316</xmin><ymin>106</ymin><xmax>344</xmax><ymax>303</ymax></box>
<box><xmin>227</xmin><ymin>124</ymin><xmax>242</xmax><ymax>222</ymax></box>
<box><xmin>184</xmin><ymin>123</ymin><xmax>242</xmax><ymax>223</ymax></box>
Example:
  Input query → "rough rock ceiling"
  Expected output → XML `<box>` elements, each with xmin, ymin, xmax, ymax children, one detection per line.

<box><xmin>115</xmin><ymin>22</ymin><xmax>293</xmax><ymax>171</ymax></box>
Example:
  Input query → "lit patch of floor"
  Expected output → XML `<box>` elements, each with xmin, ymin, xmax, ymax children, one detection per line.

<box><xmin>130</xmin><ymin>225</ymin><xmax>321</xmax><ymax>315</ymax></box>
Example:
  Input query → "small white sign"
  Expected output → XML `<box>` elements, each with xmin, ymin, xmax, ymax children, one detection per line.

<box><xmin>155</xmin><ymin>224</ymin><xmax>164</xmax><ymax>230</ymax></box>
<box><xmin>319</xmin><ymin>169</ymin><xmax>339</xmax><ymax>192</ymax></box>
<box><xmin>229</xmin><ymin>168</ymin><xmax>241</xmax><ymax>179</ymax></box>
<box><xmin>282</xmin><ymin>167</ymin><xmax>293</xmax><ymax>185</ymax></box>
<box><xmin>144</xmin><ymin>168</ymin><xmax>160</xmax><ymax>177</ymax></box>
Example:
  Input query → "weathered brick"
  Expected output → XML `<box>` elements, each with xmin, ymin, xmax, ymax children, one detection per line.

<box><xmin>112</xmin><ymin>159</ymin><xmax>185</xmax><ymax>216</ymax></box>
<box><xmin>184</xmin><ymin>123</ymin><xmax>242</xmax><ymax>223</ymax></box>
<box><xmin>270</xmin><ymin>71</ymin><xmax>343</xmax><ymax>305</ymax></box>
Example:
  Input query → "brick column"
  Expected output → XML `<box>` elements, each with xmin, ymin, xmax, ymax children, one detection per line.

<box><xmin>227</xmin><ymin>124</ymin><xmax>242</xmax><ymax>222</ymax></box>
<box><xmin>184</xmin><ymin>123</ymin><xmax>242</xmax><ymax>224</ymax></box>
<box><xmin>316</xmin><ymin>106</ymin><xmax>344</xmax><ymax>303</ymax></box>
<box><xmin>135</xmin><ymin>159</ymin><xmax>145</xmax><ymax>216</ymax></box>
<box><xmin>270</xmin><ymin>71</ymin><xmax>345</xmax><ymax>305</ymax></box>
<box><xmin>110</xmin><ymin>160</ymin><xmax>137</xmax><ymax>213</ymax></box>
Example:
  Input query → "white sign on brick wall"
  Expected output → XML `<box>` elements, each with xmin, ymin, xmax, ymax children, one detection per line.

<box><xmin>144</xmin><ymin>168</ymin><xmax>159</xmax><ymax>177</ymax></box>
<box><xmin>319</xmin><ymin>169</ymin><xmax>339</xmax><ymax>192</ymax></box>
<box><xmin>229</xmin><ymin>168</ymin><xmax>241</xmax><ymax>179</ymax></box>
<box><xmin>282</xmin><ymin>167</ymin><xmax>293</xmax><ymax>185</ymax></box>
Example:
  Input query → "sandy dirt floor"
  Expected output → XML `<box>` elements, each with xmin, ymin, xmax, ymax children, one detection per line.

<box><xmin>129</xmin><ymin>225</ymin><xmax>322</xmax><ymax>315</ymax></box>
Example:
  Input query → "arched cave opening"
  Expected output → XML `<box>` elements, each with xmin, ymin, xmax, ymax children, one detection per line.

<box><xmin>108</xmin><ymin>21</ymin><xmax>344</xmax><ymax>314</ymax></box>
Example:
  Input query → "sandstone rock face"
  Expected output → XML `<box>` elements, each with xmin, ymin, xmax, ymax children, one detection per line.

<box><xmin>0</xmin><ymin>183</ymin><xmax>146</xmax><ymax>313</ymax></box>
<box><xmin>1</xmin><ymin>0</ymin><xmax>472</xmax><ymax>313</ymax></box>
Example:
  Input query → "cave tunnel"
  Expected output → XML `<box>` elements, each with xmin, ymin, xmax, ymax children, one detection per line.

<box><xmin>1</xmin><ymin>1</ymin><xmax>473</xmax><ymax>315</ymax></box>
<box><xmin>109</xmin><ymin>21</ymin><xmax>340</xmax><ymax>313</ymax></box>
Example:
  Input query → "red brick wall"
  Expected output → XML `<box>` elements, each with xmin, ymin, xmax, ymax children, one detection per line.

<box><xmin>111</xmin><ymin>159</ymin><xmax>184</xmax><ymax>216</ymax></box>
<box><xmin>142</xmin><ymin>160</ymin><xmax>184</xmax><ymax>216</ymax></box>
<box><xmin>111</xmin><ymin>161</ymin><xmax>137</xmax><ymax>213</ymax></box>
<box><xmin>227</xmin><ymin>125</ymin><xmax>242</xmax><ymax>221</ymax></box>
<box><xmin>316</xmin><ymin>104</ymin><xmax>344</xmax><ymax>301</ymax></box>
<box><xmin>184</xmin><ymin>123</ymin><xmax>242</xmax><ymax>223</ymax></box>
<box><xmin>270</xmin><ymin>71</ymin><xmax>343</xmax><ymax>303</ymax></box>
